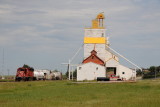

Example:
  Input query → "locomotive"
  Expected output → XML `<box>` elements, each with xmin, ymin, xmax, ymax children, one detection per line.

<box><xmin>15</xmin><ymin>65</ymin><xmax>63</xmax><ymax>81</ymax></box>
<box><xmin>15</xmin><ymin>67</ymin><xmax>35</xmax><ymax>81</ymax></box>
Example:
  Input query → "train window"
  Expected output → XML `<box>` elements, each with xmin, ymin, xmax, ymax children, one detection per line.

<box><xmin>20</xmin><ymin>69</ymin><xmax>24</xmax><ymax>71</ymax></box>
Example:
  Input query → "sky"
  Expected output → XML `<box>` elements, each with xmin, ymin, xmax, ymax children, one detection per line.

<box><xmin>0</xmin><ymin>0</ymin><xmax>160</xmax><ymax>75</ymax></box>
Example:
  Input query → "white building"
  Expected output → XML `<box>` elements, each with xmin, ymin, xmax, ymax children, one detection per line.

<box><xmin>77</xmin><ymin>13</ymin><xmax>137</xmax><ymax>81</ymax></box>
<box><xmin>77</xmin><ymin>62</ymin><xmax>106</xmax><ymax>81</ymax></box>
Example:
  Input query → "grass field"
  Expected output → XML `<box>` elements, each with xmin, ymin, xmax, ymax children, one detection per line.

<box><xmin>0</xmin><ymin>79</ymin><xmax>160</xmax><ymax>107</ymax></box>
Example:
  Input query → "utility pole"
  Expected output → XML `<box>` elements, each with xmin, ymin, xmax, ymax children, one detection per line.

<box><xmin>72</xmin><ymin>66</ymin><xmax>73</xmax><ymax>80</ymax></box>
<box><xmin>68</xmin><ymin>59</ymin><xmax>70</xmax><ymax>80</ymax></box>
<box><xmin>7</xmin><ymin>69</ymin><xmax>10</xmax><ymax>76</ymax></box>
<box><xmin>62</xmin><ymin>44</ymin><xmax>83</xmax><ymax>81</ymax></box>
<box><xmin>1</xmin><ymin>48</ymin><xmax>4</xmax><ymax>79</ymax></box>
<box><xmin>155</xmin><ymin>68</ymin><xmax>156</xmax><ymax>79</ymax></box>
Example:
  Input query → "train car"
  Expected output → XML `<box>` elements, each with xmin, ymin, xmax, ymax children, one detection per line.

<box><xmin>15</xmin><ymin>67</ymin><xmax>34</xmax><ymax>81</ymax></box>
<box><xmin>34</xmin><ymin>70</ymin><xmax>45</xmax><ymax>80</ymax></box>
<box><xmin>49</xmin><ymin>72</ymin><xmax>62</xmax><ymax>80</ymax></box>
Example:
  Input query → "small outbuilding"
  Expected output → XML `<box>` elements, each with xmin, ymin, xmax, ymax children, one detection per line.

<box><xmin>77</xmin><ymin>62</ymin><xmax>106</xmax><ymax>81</ymax></box>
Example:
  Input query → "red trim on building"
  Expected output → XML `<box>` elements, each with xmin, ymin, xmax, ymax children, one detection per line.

<box><xmin>82</xmin><ymin>50</ymin><xmax>104</xmax><ymax>66</ymax></box>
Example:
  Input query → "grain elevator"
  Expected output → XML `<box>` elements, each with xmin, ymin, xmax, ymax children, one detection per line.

<box><xmin>77</xmin><ymin>13</ymin><xmax>139</xmax><ymax>81</ymax></box>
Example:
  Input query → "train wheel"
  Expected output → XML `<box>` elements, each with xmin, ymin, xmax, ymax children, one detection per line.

<box><xmin>15</xmin><ymin>78</ymin><xmax>18</xmax><ymax>81</ymax></box>
<box><xmin>23</xmin><ymin>77</ymin><xmax>26</xmax><ymax>81</ymax></box>
<box><xmin>16</xmin><ymin>77</ymin><xmax>21</xmax><ymax>81</ymax></box>
<box><xmin>29</xmin><ymin>77</ymin><xmax>33</xmax><ymax>81</ymax></box>
<box><xmin>26</xmin><ymin>77</ymin><xmax>29</xmax><ymax>81</ymax></box>
<box><xmin>33</xmin><ymin>77</ymin><xmax>36</xmax><ymax>81</ymax></box>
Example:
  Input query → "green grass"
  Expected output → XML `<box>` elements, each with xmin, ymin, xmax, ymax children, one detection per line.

<box><xmin>0</xmin><ymin>79</ymin><xmax>15</xmax><ymax>82</ymax></box>
<box><xmin>0</xmin><ymin>80</ymin><xmax>160</xmax><ymax>107</ymax></box>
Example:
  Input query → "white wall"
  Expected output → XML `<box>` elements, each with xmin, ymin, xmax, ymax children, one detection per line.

<box><xmin>117</xmin><ymin>64</ymin><xmax>136</xmax><ymax>80</ymax></box>
<box><xmin>84</xmin><ymin>28</ymin><xmax>107</xmax><ymax>61</ymax></box>
<box><xmin>84</xmin><ymin>29</ymin><xmax>106</xmax><ymax>37</ymax></box>
<box><xmin>84</xmin><ymin>44</ymin><xmax>106</xmax><ymax>61</ymax></box>
<box><xmin>77</xmin><ymin>62</ymin><xmax>106</xmax><ymax>81</ymax></box>
<box><xmin>105</xmin><ymin>58</ymin><xmax>119</xmax><ymax>68</ymax></box>
<box><xmin>105</xmin><ymin>50</ymin><xmax>119</xmax><ymax>62</ymax></box>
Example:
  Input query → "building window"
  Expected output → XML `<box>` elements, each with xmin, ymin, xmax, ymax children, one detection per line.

<box><xmin>102</xmin><ymin>33</ymin><xmax>104</xmax><ymax>37</ymax></box>
<box><xmin>122</xmin><ymin>72</ymin><xmax>125</xmax><ymax>74</ymax></box>
<box><xmin>96</xmin><ymin>67</ymin><xmax>98</xmax><ymax>70</ymax></box>
<box><xmin>79</xmin><ymin>67</ymin><xmax>82</xmax><ymax>70</ymax></box>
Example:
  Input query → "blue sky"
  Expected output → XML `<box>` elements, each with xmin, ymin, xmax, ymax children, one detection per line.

<box><xmin>0</xmin><ymin>0</ymin><xmax>160</xmax><ymax>75</ymax></box>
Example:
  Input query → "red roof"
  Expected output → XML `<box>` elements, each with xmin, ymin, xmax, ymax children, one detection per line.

<box><xmin>82</xmin><ymin>50</ymin><xmax>104</xmax><ymax>66</ymax></box>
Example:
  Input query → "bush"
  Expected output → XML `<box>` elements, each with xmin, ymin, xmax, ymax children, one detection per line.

<box><xmin>143</xmin><ymin>72</ymin><xmax>160</xmax><ymax>79</ymax></box>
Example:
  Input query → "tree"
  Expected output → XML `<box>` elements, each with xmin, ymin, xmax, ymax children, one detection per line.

<box><xmin>65</xmin><ymin>69</ymin><xmax>77</xmax><ymax>79</ymax></box>
<box><xmin>73</xmin><ymin>69</ymin><xmax>77</xmax><ymax>78</ymax></box>
<box><xmin>149</xmin><ymin>66</ymin><xmax>156</xmax><ymax>72</ymax></box>
<box><xmin>53</xmin><ymin>69</ymin><xmax>59</xmax><ymax>72</ymax></box>
<box><xmin>23</xmin><ymin>64</ymin><xmax>33</xmax><ymax>69</ymax></box>
<box><xmin>143</xmin><ymin>65</ymin><xmax>160</xmax><ymax>79</ymax></box>
<box><xmin>156</xmin><ymin>66</ymin><xmax>160</xmax><ymax>72</ymax></box>
<box><xmin>136</xmin><ymin>69</ymin><xmax>142</xmax><ymax>76</ymax></box>
<box><xmin>65</xmin><ymin>71</ymin><xmax>69</xmax><ymax>78</ymax></box>
<box><xmin>22</xmin><ymin>64</ymin><xmax>34</xmax><ymax>71</ymax></box>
